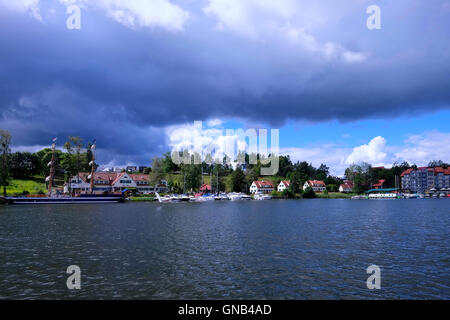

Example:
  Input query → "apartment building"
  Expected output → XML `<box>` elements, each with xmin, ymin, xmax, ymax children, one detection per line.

<box><xmin>401</xmin><ymin>167</ymin><xmax>450</xmax><ymax>193</ymax></box>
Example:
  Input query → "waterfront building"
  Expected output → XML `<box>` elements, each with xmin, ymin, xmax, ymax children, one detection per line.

<box><xmin>339</xmin><ymin>181</ymin><xmax>353</xmax><ymax>193</ymax></box>
<box><xmin>277</xmin><ymin>180</ymin><xmax>290</xmax><ymax>192</ymax></box>
<box><xmin>365</xmin><ymin>188</ymin><xmax>400</xmax><ymax>199</ymax></box>
<box><xmin>250</xmin><ymin>180</ymin><xmax>274</xmax><ymax>194</ymax></box>
<box><xmin>66</xmin><ymin>172</ymin><xmax>167</xmax><ymax>194</ymax></box>
<box><xmin>401</xmin><ymin>167</ymin><xmax>450</xmax><ymax>193</ymax></box>
<box><xmin>303</xmin><ymin>180</ymin><xmax>326</xmax><ymax>192</ymax></box>
<box><xmin>373</xmin><ymin>179</ymin><xmax>386</xmax><ymax>189</ymax></box>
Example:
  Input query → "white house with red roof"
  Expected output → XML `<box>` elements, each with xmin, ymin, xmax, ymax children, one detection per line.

<box><xmin>277</xmin><ymin>180</ymin><xmax>290</xmax><ymax>192</ymax></box>
<box><xmin>339</xmin><ymin>181</ymin><xmax>353</xmax><ymax>193</ymax></box>
<box><xmin>303</xmin><ymin>180</ymin><xmax>326</xmax><ymax>192</ymax></box>
<box><xmin>66</xmin><ymin>172</ymin><xmax>167</xmax><ymax>194</ymax></box>
<box><xmin>250</xmin><ymin>180</ymin><xmax>274</xmax><ymax>194</ymax></box>
<box><xmin>111</xmin><ymin>172</ymin><xmax>137</xmax><ymax>192</ymax></box>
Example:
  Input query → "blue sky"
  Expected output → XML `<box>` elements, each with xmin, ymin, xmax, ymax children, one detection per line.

<box><xmin>0</xmin><ymin>0</ymin><xmax>449</xmax><ymax>175</ymax></box>
<box><xmin>281</xmin><ymin>110</ymin><xmax>450</xmax><ymax>147</ymax></box>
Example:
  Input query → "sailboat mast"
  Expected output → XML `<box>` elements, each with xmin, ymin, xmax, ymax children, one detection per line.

<box><xmin>90</xmin><ymin>141</ymin><xmax>96</xmax><ymax>193</ymax></box>
<box><xmin>47</xmin><ymin>138</ymin><xmax>57</xmax><ymax>196</ymax></box>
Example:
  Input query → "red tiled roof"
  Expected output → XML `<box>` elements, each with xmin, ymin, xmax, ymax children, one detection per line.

<box><xmin>129</xmin><ymin>174</ymin><xmax>149</xmax><ymax>182</ymax></box>
<box><xmin>111</xmin><ymin>172</ymin><xmax>126</xmax><ymax>185</ymax></box>
<box><xmin>280</xmin><ymin>180</ymin><xmax>290</xmax><ymax>187</ymax></box>
<box><xmin>340</xmin><ymin>181</ymin><xmax>353</xmax><ymax>190</ymax></box>
<box><xmin>400</xmin><ymin>168</ymin><xmax>413</xmax><ymax>177</ymax></box>
<box><xmin>373</xmin><ymin>179</ymin><xmax>385</xmax><ymax>187</ymax></box>
<box><xmin>307</xmin><ymin>180</ymin><xmax>326</xmax><ymax>187</ymax></box>
<box><xmin>78</xmin><ymin>172</ymin><xmax>118</xmax><ymax>183</ymax></box>
<box><xmin>402</xmin><ymin>167</ymin><xmax>450</xmax><ymax>176</ymax></box>
<box><xmin>253</xmin><ymin>180</ymin><xmax>274</xmax><ymax>188</ymax></box>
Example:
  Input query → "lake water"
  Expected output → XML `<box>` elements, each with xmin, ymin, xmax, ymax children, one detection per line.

<box><xmin>0</xmin><ymin>199</ymin><xmax>449</xmax><ymax>299</ymax></box>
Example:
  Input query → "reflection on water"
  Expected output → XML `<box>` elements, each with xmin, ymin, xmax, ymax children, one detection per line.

<box><xmin>0</xmin><ymin>200</ymin><xmax>448</xmax><ymax>299</ymax></box>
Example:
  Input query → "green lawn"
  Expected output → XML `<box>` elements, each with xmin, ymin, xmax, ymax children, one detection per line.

<box><xmin>129</xmin><ymin>196</ymin><xmax>156</xmax><ymax>201</ymax></box>
<box><xmin>4</xmin><ymin>179</ymin><xmax>48</xmax><ymax>196</ymax></box>
<box><xmin>316</xmin><ymin>192</ymin><xmax>355</xmax><ymax>199</ymax></box>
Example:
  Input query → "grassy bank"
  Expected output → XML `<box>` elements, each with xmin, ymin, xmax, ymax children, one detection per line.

<box><xmin>4</xmin><ymin>179</ymin><xmax>47</xmax><ymax>196</ymax></box>
<box><xmin>129</xmin><ymin>196</ymin><xmax>156</xmax><ymax>201</ymax></box>
<box><xmin>316</xmin><ymin>192</ymin><xmax>355</xmax><ymax>199</ymax></box>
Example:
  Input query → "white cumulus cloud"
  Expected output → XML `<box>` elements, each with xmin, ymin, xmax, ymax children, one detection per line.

<box><xmin>0</xmin><ymin>0</ymin><xmax>42</xmax><ymax>21</ymax></box>
<box><xmin>203</xmin><ymin>0</ymin><xmax>368</xmax><ymax>63</ymax></box>
<box><xmin>394</xmin><ymin>132</ymin><xmax>450</xmax><ymax>166</ymax></box>
<box><xmin>59</xmin><ymin>0</ymin><xmax>190</xmax><ymax>31</ymax></box>
<box><xmin>345</xmin><ymin>136</ymin><xmax>388</xmax><ymax>165</ymax></box>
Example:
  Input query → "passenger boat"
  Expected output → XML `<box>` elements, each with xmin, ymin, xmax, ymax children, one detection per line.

<box><xmin>368</xmin><ymin>193</ymin><xmax>400</xmax><ymax>199</ymax></box>
<box><xmin>6</xmin><ymin>195</ymin><xmax>124</xmax><ymax>205</ymax></box>
<box><xmin>5</xmin><ymin>139</ymin><xmax>123</xmax><ymax>205</ymax></box>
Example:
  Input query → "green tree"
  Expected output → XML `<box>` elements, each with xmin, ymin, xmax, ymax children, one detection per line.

<box><xmin>231</xmin><ymin>166</ymin><xmax>247</xmax><ymax>192</ymax></box>
<box><xmin>149</xmin><ymin>157</ymin><xmax>165</xmax><ymax>188</ymax></box>
<box><xmin>182</xmin><ymin>163</ymin><xmax>202</xmax><ymax>192</ymax></box>
<box><xmin>288</xmin><ymin>170</ymin><xmax>303</xmax><ymax>195</ymax></box>
<box><xmin>345</xmin><ymin>162</ymin><xmax>372</xmax><ymax>194</ymax></box>
<box><xmin>302</xmin><ymin>186</ymin><xmax>316</xmax><ymax>198</ymax></box>
<box><xmin>62</xmin><ymin>137</ymin><xmax>83</xmax><ymax>193</ymax></box>
<box><xmin>314</xmin><ymin>163</ymin><xmax>329</xmax><ymax>181</ymax></box>
<box><xmin>9</xmin><ymin>152</ymin><xmax>40</xmax><ymax>179</ymax></box>
<box><xmin>162</xmin><ymin>152</ymin><xmax>180</xmax><ymax>173</ymax></box>
<box><xmin>246</xmin><ymin>162</ymin><xmax>260</xmax><ymax>186</ymax></box>
<box><xmin>278</xmin><ymin>155</ymin><xmax>294</xmax><ymax>177</ymax></box>
<box><xmin>0</xmin><ymin>129</ymin><xmax>12</xmax><ymax>196</ymax></box>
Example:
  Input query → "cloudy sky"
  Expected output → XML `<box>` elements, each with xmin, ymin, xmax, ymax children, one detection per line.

<box><xmin>0</xmin><ymin>0</ymin><xmax>449</xmax><ymax>175</ymax></box>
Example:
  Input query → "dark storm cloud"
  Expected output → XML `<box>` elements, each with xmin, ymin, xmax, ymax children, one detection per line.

<box><xmin>0</xmin><ymin>0</ymin><xmax>449</xmax><ymax>164</ymax></box>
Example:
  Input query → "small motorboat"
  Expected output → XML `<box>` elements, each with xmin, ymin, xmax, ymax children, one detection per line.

<box><xmin>179</xmin><ymin>195</ymin><xmax>190</xmax><ymax>202</ymax></box>
<box><xmin>254</xmin><ymin>193</ymin><xmax>272</xmax><ymax>200</ymax></box>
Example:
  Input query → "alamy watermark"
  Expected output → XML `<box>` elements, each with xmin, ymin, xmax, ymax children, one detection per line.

<box><xmin>367</xmin><ymin>5</ymin><xmax>381</xmax><ymax>30</ymax></box>
<box><xmin>66</xmin><ymin>5</ymin><xmax>81</xmax><ymax>30</ymax></box>
<box><xmin>64</xmin><ymin>5</ymin><xmax>379</xmax><ymax>31</ymax></box>
<box><xmin>66</xmin><ymin>265</ymin><xmax>81</xmax><ymax>290</ymax></box>
<box><xmin>170</xmin><ymin>121</ymin><xmax>279</xmax><ymax>176</ymax></box>
<box><xmin>366</xmin><ymin>265</ymin><xmax>381</xmax><ymax>289</ymax></box>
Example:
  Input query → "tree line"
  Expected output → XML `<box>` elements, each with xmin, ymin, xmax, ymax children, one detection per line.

<box><xmin>0</xmin><ymin>131</ymin><xmax>95</xmax><ymax>196</ymax></box>
<box><xmin>1</xmin><ymin>129</ymin><xmax>448</xmax><ymax>196</ymax></box>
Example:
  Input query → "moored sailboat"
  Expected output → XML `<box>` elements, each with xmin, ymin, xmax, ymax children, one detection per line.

<box><xmin>6</xmin><ymin>139</ymin><xmax>123</xmax><ymax>204</ymax></box>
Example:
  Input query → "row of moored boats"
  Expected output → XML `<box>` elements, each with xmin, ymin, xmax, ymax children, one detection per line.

<box><xmin>155</xmin><ymin>192</ymin><xmax>272</xmax><ymax>203</ymax></box>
